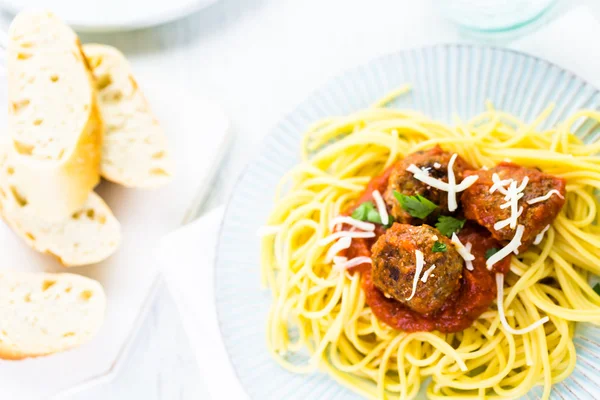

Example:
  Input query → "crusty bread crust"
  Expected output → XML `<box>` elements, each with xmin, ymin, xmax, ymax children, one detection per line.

<box><xmin>0</xmin><ymin>144</ymin><xmax>121</xmax><ymax>267</ymax></box>
<box><xmin>0</xmin><ymin>270</ymin><xmax>106</xmax><ymax>359</ymax></box>
<box><xmin>7</xmin><ymin>12</ymin><xmax>103</xmax><ymax>221</ymax></box>
<box><xmin>84</xmin><ymin>44</ymin><xmax>173</xmax><ymax>188</ymax></box>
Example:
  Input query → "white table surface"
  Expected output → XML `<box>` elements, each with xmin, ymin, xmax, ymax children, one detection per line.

<box><xmin>0</xmin><ymin>0</ymin><xmax>592</xmax><ymax>398</ymax></box>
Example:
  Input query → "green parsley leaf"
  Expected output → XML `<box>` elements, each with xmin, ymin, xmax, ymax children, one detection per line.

<box><xmin>435</xmin><ymin>216</ymin><xmax>466</xmax><ymax>237</ymax></box>
<box><xmin>432</xmin><ymin>241</ymin><xmax>447</xmax><ymax>253</ymax></box>
<box><xmin>367</xmin><ymin>207</ymin><xmax>382</xmax><ymax>224</ymax></box>
<box><xmin>351</xmin><ymin>201</ymin><xmax>374</xmax><ymax>221</ymax></box>
<box><xmin>593</xmin><ymin>283</ymin><xmax>600</xmax><ymax>297</ymax></box>
<box><xmin>393</xmin><ymin>191</ymin><xmax>438</xmax><ymax>219</ymax></box>
<box><xmin>485</xmin><ymin>248</ymin><xmax>499</xmax><ymax>260</ymax></box>
<box><xmin>351</xmin><ymin>201</ymin><xmax>395</xmax><ymax>228</ymax></box>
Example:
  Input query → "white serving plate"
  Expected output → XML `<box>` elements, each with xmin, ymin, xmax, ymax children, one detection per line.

<box><xmin>0</xmin><ymin>72</ymin><xmax>230</xmax><ymax>399</ymax></box>
<box><xmin>0</xmin><ymin>0</ymin><xmax>219</xmax><ymax>31</ymax></box>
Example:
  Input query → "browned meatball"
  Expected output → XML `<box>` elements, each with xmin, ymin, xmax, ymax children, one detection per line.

<box><xmin>461</xmin><ymin>162</ymin><xmax>566</xmax><ymax>249</ymax></box>
<box><xmin>371</xmin><ymin>224</ymin><xmax>463</xmax><ymax>315</ymax></box>
<box><xmin>384</xmin><ymin>146</ymin><xmax>474</xmax><ymax>224</ymax></box>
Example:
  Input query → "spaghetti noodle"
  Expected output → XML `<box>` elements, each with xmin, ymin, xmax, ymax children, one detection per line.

<box><xmin>260</xmin><ymin>88</ymin><xmax>600</xmax><ymax>399</ymax></box>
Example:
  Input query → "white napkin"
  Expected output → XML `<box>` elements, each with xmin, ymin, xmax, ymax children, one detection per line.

<box><xmin>159</xmin><ymin>207</ymin><xmax>247</xmax><ymax>399</ymax></box>
<box><xmin>159</xmin><ymin>5</ymin><xmax>600</xmax><ymax>399</ymax></box>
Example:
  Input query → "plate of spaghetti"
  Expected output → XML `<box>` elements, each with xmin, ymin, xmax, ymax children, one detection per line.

<box><xmin>215</xmin><ymin>45</ymin><xmax>600</xmax><ymax>399</ymax></box>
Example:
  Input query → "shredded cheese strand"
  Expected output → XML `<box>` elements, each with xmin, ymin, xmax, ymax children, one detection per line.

<box><xmin>527</xmin><ymin>189</ymin><xmax>565</xmax><ymax>205</ymax></box>
<box><xmin>405</xmin><ymin>157</ymin><xmax>478</xmax><ymax>212</ymax></box>
<box><xmin>490</xmin><ymin>173</ymin><xmax>510</xmax><ymax>194</ymax></box>
<box><xmin>516</xmin><ymin>176</ymin><xmax>530</xmax><ymax>192</ymax></box>
<box><xmin>533</xmin><ymin>225</ymin><xmax>550</xmax><ymax>245</ymax></box>
<box><xmin>486</xmin><ymin>225</ymin><xmax>525</xmax><ymax>269</ymax></box>
<box><xmin>506</xmin><ymin>181</ymin><xmax>521</xmax><ymax>229</ymax></box>
<box><xmin>421</xmin><ymin>264</ymin><xmax>436</xmax><ymax>283</ymax></box>
<box><xmin>496</xmin><ymin>273</ymin><xmax>550</xmax><ymax>335</ymax></box>
<box><xmin>406</xmin><ymin>250</ymin><xmax>425</xmax><ymax>301</ymax></box>
<box><xmin>490</xmin><ymin>175</ymin><xmax>529</xmax><ymax>231</ymax></box>
<box><xmin>464</xmin><ymin>243</ymin><xmax>474</xmax><ymax>271</ymax></box>
<box><xmin>333</xmin><ymin>256</ymin><xmax>372</xmax><ymax>270</ymax></box>
<box><xmin>372</xmin><ymin>190</ymin><xmax>389</xmax><ymax>225</ymax></box>
<box><xmin>333</xmin><ymin>256</ymin><xmax>347</xmax><ymax>265</ymax></box>
<box><xmin>494</xmin><ymin>206</ymin><xmax>523</xmax><ymax>230</ymax></box>
<box><xmin>325</xmin><ymin>237</ymin><xmax>352</xmax><ymax>262</ymax></box>
<box><xmin>451</xmin><ymin>233</ymin><xmax>475</xmax><ymax>271</ymax></box>
<box><xmin>407</xmin><ymin>165</ymin><xmax>479</xmax><ymax>193</ymax></box>
<box><xmin>318</xmin><ymin>231</ymin><xmax>376</xmax><ymax>246</ymax></box>
<box><xmin>447</xmin><ymin>154</ymin><xmax>458</xmax><ymax>212</ymax></box>
<box><xmin>329</xmin><ymin>216</ymin><xmax>376</xmax><ymax>232</ymax></box>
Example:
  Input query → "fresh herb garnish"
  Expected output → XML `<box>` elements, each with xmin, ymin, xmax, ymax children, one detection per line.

<box><xmin>352</xmin><ymin>201</ymin><xmax>376</xmax><ymax>221</ymax></box>
<box><xmin>393</xmin><ymin>191</ymin><xmax>438</xmax><ymax>219</ymax></box>
<box><xmin>435</xmin><ymin>216</ymin><xmax>466</xmax><ymax>237</ymax></box>
<box><xmin>485</xmin><ymin>248</ymin><xmax>499</xmax><ymax>260</ymax></box>
<box><xmin>593</xmin><ymin>283</ymin><xmax>600</xmax><ymax>296</ymax></box>
<box><xmin>432</xmin><ymin>241</ymin><xmax>447</xmax><ymax>253</ymax></box>
<box><xmin>352</xmin><ymin>201</ymin><xmax>394</xmax><ymax>228</ymax></box>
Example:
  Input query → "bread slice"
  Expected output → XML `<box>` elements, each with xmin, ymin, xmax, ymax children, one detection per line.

<box><xmin>0</xmin><ymin>270</ymin><xmax>106</xmax><ymax>360</ymax></box>
<box><xmin>7</xmin><ymin>11</ymin><xmax>102</xmax><ymax>221</ymax></box>
<box><xmin>0</xmin><ymin>145</ymin><xmax>121</xmax><ymax>267</ymax></box>
<box><xmin>83</xmin><ymin>44</ymin><xmax>173</xmax><ymax>188</ymax></box>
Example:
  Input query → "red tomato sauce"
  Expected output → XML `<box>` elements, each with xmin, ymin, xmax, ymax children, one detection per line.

<box><xmin>342</xmin><ymin>167</ymin><xmax>511</xmax><ymax>333</ymax></box>
<box><xmin>342</xmin><ymin>163</ymin><xmax>396</xmax><ymax>273</ymax></box>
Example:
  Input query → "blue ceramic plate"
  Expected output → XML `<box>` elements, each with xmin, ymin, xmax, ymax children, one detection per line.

<box><xmin>215</xmin><ymin>44</ymin><xmax>600</xmax><ymax>400</ymax></box>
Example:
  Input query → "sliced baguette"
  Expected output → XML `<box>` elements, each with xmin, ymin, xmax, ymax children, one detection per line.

<box><xmin>0</xmin><ymin>270</ymin><xmax>106</xmax><ymax>360</ymax></box>
<box><xmin>83</xmin><ymin>44</ymin><xmax>173</xmax><ymax>188</ymax></box>
<box><xmin>0</xmin><ymin>145</ymin><xmax>121</xmax><ymax>267</ymax></box>
<box><xmin>7</xmin><ymin>11</ymin><xmax>102</xmax><ymax>220</ymax></box>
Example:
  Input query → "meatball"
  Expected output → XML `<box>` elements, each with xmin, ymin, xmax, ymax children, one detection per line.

<box><xmin>461</xmin><ymin>162</ymin><xmax>566</xmax><ymax>248</ymax></box>
<box><xmin>371</xmin><ymin>224</ymin><xmax>464</xmax><ymax>314</ymax></box>
<box><xmin>384</xmin><ymin>146</ymin><xmax>474</xmax><ymax>224</ymax></box>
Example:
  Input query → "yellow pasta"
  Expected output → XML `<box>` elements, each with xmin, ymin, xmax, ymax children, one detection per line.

<box><xmin>260</xmin><ymin>88</ymin><xmax>600</xmax><ymax>399</ymax></box>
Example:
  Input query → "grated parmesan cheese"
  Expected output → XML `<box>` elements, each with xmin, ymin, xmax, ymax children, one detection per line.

<box><xmin>329</xmin><ymin>216</ymin><xmax>376</xmax><ymax>232</ymax></box>
<box><xmin>333</xmin><ymin>256</ymin><xmax>347</xmax><ymax>264</ymax></box>
<box><xmin>421</xmin><ymin>264</ymin><xmax>437</xmax><ymax>283</ymax></box>
<box><xmin>486</xmin><ymin>225</ymin><xmax>525</xmax><ymax>269</ymax></box>
<box><xmin>496</xmin><ymin>273</ymin><xmax>549</xmax><ymax>334</ymax></box>
<box><xmin>325</xmin><ymin>237</ymin><xmax>352</xmax><ymax>262</ymax></box>
<box><xmin>318</xmin><ymin>231</ymin><xmax>376</xmax><ymax>246</ymax></box>
<box><xmin>406</xmin><ymin>250</ymin><xmax>425</xmax><ymax>301</ymax></box>
<box><xmin>464</xmin><ymin>243</ymin><xmax>474</xmax><ymax>271</ymax></box>
<box><xmin>372</xmin><ymin>190</ymin><xmax>389</xmax><ymax>225</ymax></box>
<box><xmin>533</xmin><ymin>225</ymin><xmax>550</xmax><ymax>245</ymax></box>
<box><xmin>451</xmin><ymin>233</ymin><xmax>475</xmax><ymax>271</ymax></box>
<box><xmin>257</xmin><ymin>225</ymin><xmax>282</xmax><ymax>236</ymax></box>
<box><xmin>494</xmin><ymin>206</ymin><xmax>523</xmax><ymax>231</ymax></box>
<box><xmin>491</xmin><ymin>176</ymin><xmax>529</xmax><ymax>230</ymax></box>
<box><xmin>516</xmin><ymin>176</ymin><xmax>530</xmax><ymax>192</ymax></box>
<box><xmin>527</xmin><ymin>189</ymin><xmax>564</xmax><ymax>205</ymax></box>
<box><xmin>406</xmin><ymin>154</ymin><xmax>479</xmax><ymax>212</ymax></box>
<box><xmin>490</xmin><ymin>173</ymin><xmax>511</xmax><ymax>194</ymax></box>
<box><xmin>333</xmin><ymin>256</ymin><xmax>372</xmax><ymax>270</ymax></box>
<box><xmin>447</xmin><ymin>154</ymin><xmax>458</xmax><ymax>213</ymax></box>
